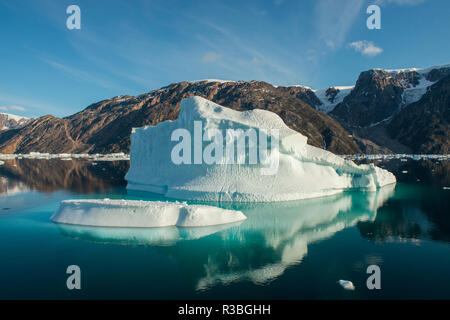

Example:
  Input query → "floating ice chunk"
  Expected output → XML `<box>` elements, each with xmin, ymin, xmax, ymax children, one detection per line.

<box><xmin>126</xmin><ymin>96</ymin><xmax>396</xmax><ymax>202</ymax></box>
<box><xmin>338</xmin><ymin>280</ymin><xmax>355</xmax><ymax>290</ymax></box>
<box><xmin>51</xmin><ymin>199</ymin><xmax>247</xmax><ymax>227</ymax></box>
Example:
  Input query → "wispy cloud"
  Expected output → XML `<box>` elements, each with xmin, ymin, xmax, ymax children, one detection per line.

<box><xmin>201</xmin><ymin>51</ymin><xmax>222</xmax><ymax>63</ymax></box>
<box><xmin>193</xmin><ymin>20</ymin><xmax>298</xmax><ymax>82</ymax></box>
<box><xmin>0</xmin><ymin>92</ymin><xmax>60</xmax><ymax>116</ymax></box>
<box><xmin>42</xmin><ymin>58</ymin><xmax>119</xmax><ymax>89</ymax></box>
<box><xmin>0</xmin><ymin>105</ymin><xmax>26</xmax><ymax>112</ymax></box>
<box><xmin>375</xmin><ymin>0</ymin><xmax>426</xmax><ymax>6</ymax></box>
<box><xmin>349</xmin><ymin>40</ymin><xmax>383</xmax><ymax>57</ymax></box>
<box><xmin>315</xmin><ymin>0</ymin><xmax>364</xmax><ymax>49</ymax></box>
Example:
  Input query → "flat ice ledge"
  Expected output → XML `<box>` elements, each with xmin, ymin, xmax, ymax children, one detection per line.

<box><xmin>50</xmin><ymin>199</ymin><xmax>247</xmax><ymax>227</ymax></box>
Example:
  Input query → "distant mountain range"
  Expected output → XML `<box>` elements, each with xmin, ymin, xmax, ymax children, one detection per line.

<box><xmin>0</xmin><ymin>64</ymin><xmax>448</xmax><ymax>155</ymax></box>
<box><xmin>0</xmin><ymin>113</ymin><xmax>31</xmax><ymax>131</ymax></box>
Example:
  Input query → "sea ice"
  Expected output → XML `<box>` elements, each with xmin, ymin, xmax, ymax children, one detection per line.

<box><xmin>338</xmin><ymin>280</ymin><xmax>355</xmax><ymax>290</ymax></box>
<box><xmin>51</xmin><ymin>199</ymin><xmax>247</xmax><ymax>227</ymax></box>
<box><xmin>126</xmin><ymin>96</ymin><xmax>396</xmax><ymax>202</ymax></box>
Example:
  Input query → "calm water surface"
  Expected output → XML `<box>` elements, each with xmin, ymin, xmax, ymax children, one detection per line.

<box><xmin>0</xmin><ymin>159</ymin><xmax>449</xmax><ymax>299</ymax></box>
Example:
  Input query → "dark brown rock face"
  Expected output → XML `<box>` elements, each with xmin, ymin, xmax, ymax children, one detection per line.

<box><xmin>331</xmin><ymin>69</ymin><xmax>404</xmax><ymax>128</ymax></box>
<box><xmin>329</xmin><ymin>65</ymin><xmax>450</xmax><ymax>153</ymax></box>
<box><xmin>388</xmin><ymin>75</ymin><xmax>450</xmax><ymax>154</ymax></box>
<box><xmin>0</xmin><ymin>81</ymin><xmax>360</xmax><ymax>155</ymax></box>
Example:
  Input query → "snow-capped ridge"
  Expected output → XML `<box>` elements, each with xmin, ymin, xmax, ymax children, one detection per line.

<box><xmin>192</xmin><ymin>79</ymin><xmax>236</xmax><ymax>84</ymax></box>
<box><xmin>0</xmin><ymin>112</ymin><xmax>29</xmax><ymax>121</ymax></box>
<box><xmin>313</xmin><ymin>86</ymin><xmax>355</xmax><ymax>114</ymax></box>
<box><xmin>0</xmin><ymin>113</ymin><xmax>32</xmax><ymax>131</ymax></box>
<box><xmin>377</xmin><ymin>63</ymin><xmax>450</xmax><ymax>75</ymax></box>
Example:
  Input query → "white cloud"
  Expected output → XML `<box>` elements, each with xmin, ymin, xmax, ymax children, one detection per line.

<box><xmin>349</xmin><ymin>40</ymin><xmax>383</xmax><ymax>57</ymax></box>
<box><xmin>201</xmin><ymin>51</ymin><xmax>222</xmax><ymax>63</ymax></box>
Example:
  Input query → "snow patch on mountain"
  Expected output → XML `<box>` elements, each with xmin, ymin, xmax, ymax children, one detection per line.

<box><xmin>0</xmin><ymin>113</ymin><xmax>31</xmax><ymax>131</ymax></box>
<box><xmin>313</xmin><ymin>86</ymin><xmax>354</xmax><ymax>113</ymax></box>
<box><xmin>378</xmin><ymin>63</ymin><xmax>450</xmax><ymax>107</ymax></box>
<box><xmin>381</xmin><ymin>63</ymin><xmax>450</xmax><ymax>74</ymax></box>
<box><xmin>400</xmin><ymin>77</ymin><xmax>435</xmax><ymax>106</ymax></box>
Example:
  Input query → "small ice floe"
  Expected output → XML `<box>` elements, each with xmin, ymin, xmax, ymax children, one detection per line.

<box><xmin>51</xmin><ymin>199</ymin><xmax>247</xmax><ymax>228</ymax></box>
<box><xmin>337</xmin><ymin>280</ymin><xmax>355</xmax><ymax>291</ymax></box>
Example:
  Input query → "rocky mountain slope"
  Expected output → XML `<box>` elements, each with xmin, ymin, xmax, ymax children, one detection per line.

<box><xmin>387</xmin><ymin>75</ymin><xmax>450</xmax><ymax>154</ymax></box>
<box><xmin>0</xmin><ymin>81</ymin><xmax>359</xmax><ymax>155</ymax></box>
<box><xmin>326</xmin><ymin>64</ymin><xmax>450</xmax><ymax>154</ymax></box>
<box><xmin>330</xmin><ymin>64</ymin><xmax>450</xmax><ymax>128</ymax></box>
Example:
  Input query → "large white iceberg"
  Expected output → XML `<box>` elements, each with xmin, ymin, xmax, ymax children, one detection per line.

<box><xmin>51</xmin><ymin>199</ymin><xmax>246</xmax><ymax>227</ymax></box>
<box><xmin>126</xmin><ymin>96</ymin><xmax>396</xmax><ymax>202</ymax></box>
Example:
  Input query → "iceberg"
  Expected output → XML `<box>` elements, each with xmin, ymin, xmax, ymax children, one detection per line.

<box><xmin>126</xmin><ymin>96</ymin><xmax>396</xmax><ymax>202</ymax></box>
<box><xmin>50</xmin><ymin>199</ymin><xmax>246</xmax><ymax>227</ymax></box>
<box><xmin>338</xmin><ymin>280</ymin><xmax>355</xmax><ymax>291</ymax></box>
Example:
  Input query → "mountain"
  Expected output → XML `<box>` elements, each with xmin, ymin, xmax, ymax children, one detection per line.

<box><xmin>0</xmin><ymin>64</ymin><xmax>447</xmax><ymax>156</ymax></box>
<box><xmin>330</xmin><ymin>64</ymin><xmax>450</xmax><ymax>127</ymax></box>
<box><xmin>324</xmin><ymin>64</ymin><xmax>450</xmax><ymax>153</ymax></box>
<box><xmin>0</xmin><ymin>81</ymin><xmax>359</xmax><ymax>155</ymax></box>
<box><xmin>387</xmin><ymin>75</ymin><xmax>450</xmax><ymax>154</ymax></box>
<box><xmin>0</xmin><ymin>113</ymin><xmax>31</xmax><ymax>131</ymax></box>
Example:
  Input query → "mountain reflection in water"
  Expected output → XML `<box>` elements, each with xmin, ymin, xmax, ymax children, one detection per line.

<box><xmin>0</xmin><ymin>159</ymin><xmax>128</xmax><ymax>193</ymax></box>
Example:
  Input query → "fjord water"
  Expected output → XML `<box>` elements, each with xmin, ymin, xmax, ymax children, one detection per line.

<box><xmin>0</xmin><ymin>159</ymin><xmax>449</xmax><ymax>299</ymax></box>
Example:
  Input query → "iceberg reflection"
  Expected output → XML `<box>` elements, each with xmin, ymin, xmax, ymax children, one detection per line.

<box><xmin>196</xmin><ymin>184</ymin><xmax>395</xmax><ymax>290</ymax></box>
<box><xmin>57</xmin><ymin>221</ymin><xmax>243</xmax><ymax>246</ymax></box>
<box><xmin>55</xmin><ymin>184</ymin><xmax>395</xmax><ymax>290</ymax></box>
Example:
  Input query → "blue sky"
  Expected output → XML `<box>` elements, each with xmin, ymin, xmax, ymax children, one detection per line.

<box><xmin>0</xmin><ymin>0</ymin><xmax>449</xmax><ymax>117</ymax></box>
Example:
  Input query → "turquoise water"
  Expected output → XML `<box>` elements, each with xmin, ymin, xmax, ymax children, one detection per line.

<box><xmin>0</xmin><ymin>160</ymin><xmax>450</xmax><ymax>299</ymax></box>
